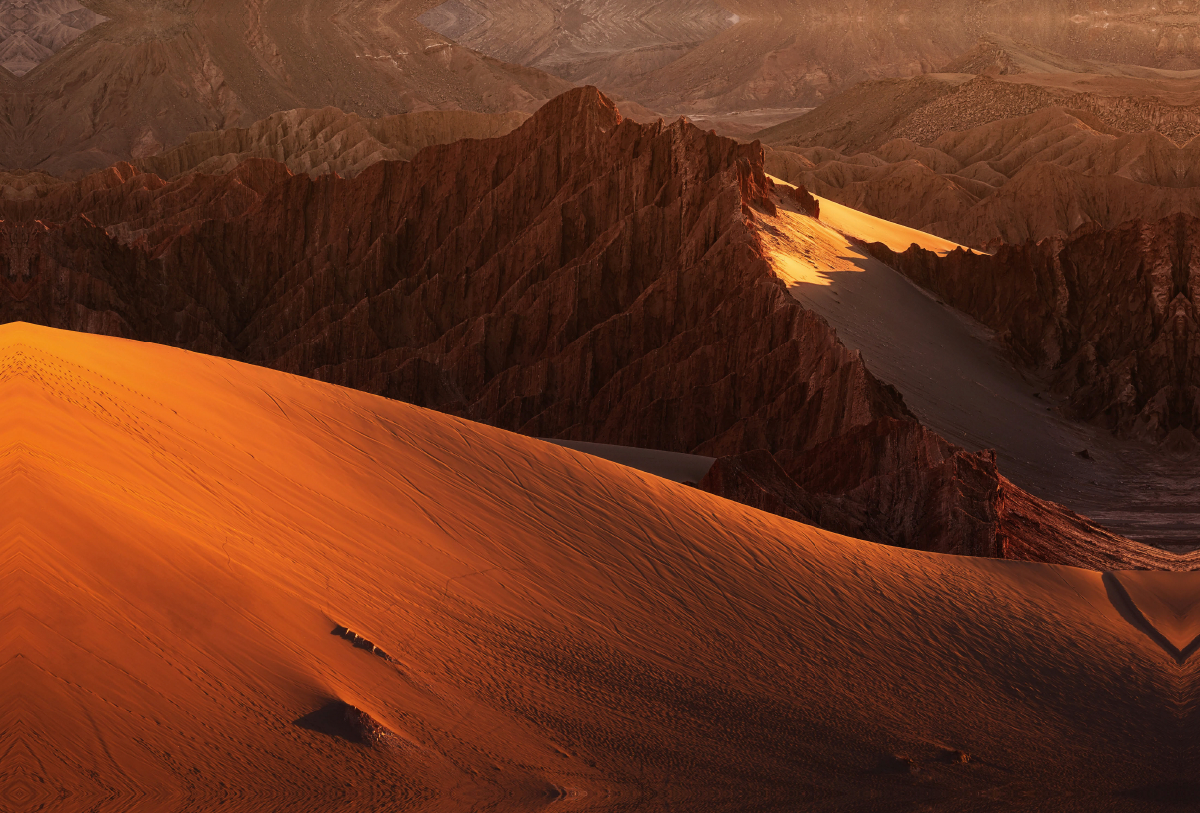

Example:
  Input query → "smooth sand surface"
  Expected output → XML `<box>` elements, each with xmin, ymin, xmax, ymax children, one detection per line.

<box><xmin>760</xmin><ymin>186</ymin><xmax>1200</xmax><ymax>545</ymax></box>
<box><xmin>5</xmin><ymin>323</ymin><xmax>1200</xmax><ymax>811</ymax></box>
<box><xmin>542</xmin><ymin>439</ymin><xmax>715</xmax><ymax>483</ymax></box>
<box><xmin>811</xmin><ymin>190</ymin><xmax>977</xmax><ymax>257</ymax></box>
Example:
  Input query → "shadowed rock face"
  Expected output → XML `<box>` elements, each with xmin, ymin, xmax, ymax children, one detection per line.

<box><xmin>0</xmin><ymin>85</ymin><xmax>1174</xmax><ymax>569</ymax></box>
<box><xmin>699</xmin><ymin>420</ymin><xmax>1187</xmax><ymax>570</ymax></box>
<box><xmin>295</xmin><ymin>701</ymin><xmax>393</xmax><ymax>747</ymax></box>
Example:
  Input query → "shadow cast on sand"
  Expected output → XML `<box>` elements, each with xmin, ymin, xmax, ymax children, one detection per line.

<box><xmin>1102</xmin><ymin>573</ymin><xmax>1200</xmax><ymax>663</ymax></box>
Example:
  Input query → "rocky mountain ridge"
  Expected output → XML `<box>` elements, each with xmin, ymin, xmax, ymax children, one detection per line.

<box><xmin>0</xmin><ymin>84</ymin><xmax>1178</xmax><ymax>569</ymax></box>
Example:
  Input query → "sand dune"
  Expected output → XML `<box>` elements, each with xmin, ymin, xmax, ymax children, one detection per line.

<box><xmin>5</xmin><ymin>320</ymin><xmax>1200</xmax><ymax>811</ymax></box>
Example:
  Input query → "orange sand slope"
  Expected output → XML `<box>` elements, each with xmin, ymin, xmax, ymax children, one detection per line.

<box><xmin>768</xmin><ymin>174</ymin><xmax>976</xmax><ymax>256</ymax></box>
<box><xmin>812</xmin><ymin>193</ymin><xmax>977</xmax><ymax>256</ymax></box>
<box><xmin>3</xmin><ymin>323</ymin><xmax>1200</xmax><ymax>811</ymax></box>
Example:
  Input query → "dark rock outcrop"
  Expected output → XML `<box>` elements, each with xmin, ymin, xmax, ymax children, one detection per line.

<box><xmin>700</xmin><ymin>421</ymin><xmax>1179</xmax><ymax>569</ymax></box>
<box><xmin>331</xmin><ymin>625</ymin><xmax>394</xmax><ymax>662</ymax></box>
<box><xmin>295</xmin><ymin>701</ymin><xmax>393</xmax><ymax>747</ymax></box>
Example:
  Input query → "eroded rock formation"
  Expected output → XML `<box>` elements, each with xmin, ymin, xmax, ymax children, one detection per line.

<box><xmin>0</xmin><ymin>85</ymin><xmax>1169</xmax><ymax>568</ymax></box>
<box><xmin>758</xmin><ymin>44</ymin><xmax>1200</xmax><ymax>247</ymax></box>
<box><xmin>869</xmin><ymin>215</ymin><xmax>1200</xmax><ymax>445</ymax></box>
<box><xmin>701</xmin><ymin>419</ymin><xmax>1181</xmax><ymax>569</ymax></box>
<box><xmin>0</xmin><ymin>87</ymin><xmax>913</xmax><ymax>462</ymax></box>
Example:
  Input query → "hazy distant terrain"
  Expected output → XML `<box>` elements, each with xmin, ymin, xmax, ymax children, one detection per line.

<box><xmin>9</xmin><ymin>1</ymin><xmax>1200</xmax><ymax>169</ymax></box>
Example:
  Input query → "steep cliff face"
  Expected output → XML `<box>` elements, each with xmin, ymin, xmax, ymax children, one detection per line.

<box><xmin>869</xmin><ymin>215</ymin><xmax>1200</xmax><ymax>443</ymax></box>
<box><xmin>0</xmin><ymin>85</ymin><xmax>1168</xmax><ymax>568</ymax></box>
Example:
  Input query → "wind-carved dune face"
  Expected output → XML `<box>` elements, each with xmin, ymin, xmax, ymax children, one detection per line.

<box><xmin>0</xmin><ymin>0</ymin><xmax>105</xmax><ymax>76</ymax></box>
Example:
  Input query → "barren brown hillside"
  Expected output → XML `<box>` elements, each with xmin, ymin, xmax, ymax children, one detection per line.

<box><xmin>758</xmin><ymin>42</ymin><xmax>1200</xmax><ymax>246</ymax></box>
<box><xmin>0</xmin><ymin>0</ymin><xmax>570</xmax><ymax>174</ymax></box>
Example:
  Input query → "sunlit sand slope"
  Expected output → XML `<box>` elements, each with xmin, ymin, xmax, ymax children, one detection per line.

<box><xmin>813</xmin><ymin>192</ymin><xmax>976</xmax><ymax>256</ymax></box>
<box><xmin>1</xmin><ymin>323</ymin><xmax>1198</xmax><ymax>811</ymax></box>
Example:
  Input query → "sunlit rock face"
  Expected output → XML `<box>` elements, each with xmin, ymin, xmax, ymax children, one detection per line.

<box><xmin>0</xmin><ymin>0</ymin><xmax>105</xmax><ymax>76</ymax></box>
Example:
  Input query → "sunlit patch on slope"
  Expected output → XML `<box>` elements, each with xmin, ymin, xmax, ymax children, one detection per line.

<box><xmin>760</xmin><ymin>174</ymin><xmax>983</xmax><ymax>284</ymax></box>
<box><xmin>757</xmin><ymin>183</ymin><xmax>879</xmax><ymax>288</ymax></box>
